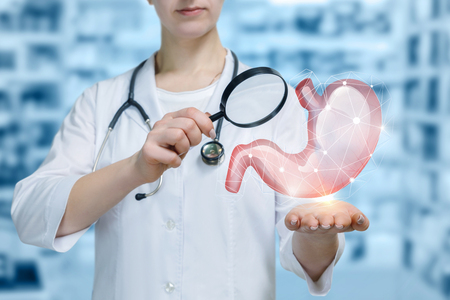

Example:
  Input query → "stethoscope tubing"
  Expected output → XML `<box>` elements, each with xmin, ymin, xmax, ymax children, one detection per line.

<box><xmin>92</xmin><ymin>59</ymin><xmax>164</xmax><ymax>200</ymax></box>
<box><xmin>92</xmin><ymin>51</ymin><xmax>240</xmax><ymax>199</ymax></box>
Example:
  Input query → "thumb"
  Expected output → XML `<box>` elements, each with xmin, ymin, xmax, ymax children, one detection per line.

<box><xmin>205</xmin><ymin>112</ymin><xmax>212</xmax><ymax>117</ymax></box>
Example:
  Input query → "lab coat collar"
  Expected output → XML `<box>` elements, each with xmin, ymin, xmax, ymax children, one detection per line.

<box><xmin>124</xmin><ymin>48</ymin><xmax>237</xmax><ymax>132</ymax></box>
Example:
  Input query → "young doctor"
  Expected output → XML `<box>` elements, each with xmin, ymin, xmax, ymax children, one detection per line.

<box><xmin>11</xmin><ymin>0</ymin><xmax>370</xmax><ymax>299</ymax></box>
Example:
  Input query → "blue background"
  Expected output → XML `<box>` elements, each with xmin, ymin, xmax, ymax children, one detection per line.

<box><xmin>0</xmin><ymin>0</ymin><xmax>449</xmax><ymax>299</ymax></box>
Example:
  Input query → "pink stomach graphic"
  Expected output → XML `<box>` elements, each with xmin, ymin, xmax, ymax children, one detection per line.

<box><xmin>225</xmin><ymin>78</ymin><xmax>382</xmax><ymax>198</ymax></box>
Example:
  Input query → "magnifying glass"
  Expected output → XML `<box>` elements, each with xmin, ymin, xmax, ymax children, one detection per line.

<box><xmin>201</xmin><ymin>67</ymin><xmax>288</xmax><ymax>165</ymax></box>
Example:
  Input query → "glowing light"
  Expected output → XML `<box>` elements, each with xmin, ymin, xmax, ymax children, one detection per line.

<box><xmin>353</xmin><ymin>117</ymin><xmax>360</xmax><ymax>124</ymax></box>
<box><xmin>314</xmin><ymin>168</ymin><xmax>318</xmax><ymax>173</ymax></box>
<box><xmin>343</xmin><ymin>81</ymin><xmax>347</xmax><ymax>86</ymax></box>
<box><xmin>370</xmin><ymin>154</ymin><xmax>373</xmax><ymax>157</ymax></box>
<box><xmin>321</xmin><ymin>194</ymin><xmax>335</xmax><ymax>204</ymax></box>
<box><xmin>381</xmin><ymin>125</ymin><xmax>385</xmax><ymax>130</ymax></box>
<box><xmin>279</xmin><ymin>167</ymin><xmax>284</xmax><ymax>173</ymax></box>
<box><xmin>350</xmin><ymin>177</ymin><xmax>355</xmax><ymax>183</ymax></box>
<box><xmin>248</xmin><ymin>154</ymin><xmax>253</xmax><ymax>158</ymax></box>
<box><xmin>323</xmin><ymin>150</ymin><xmax>328</xmax><ymax>155</ymax></box>
<box><xmin>325</xmin><ymin>105</ymin><xmax>331</xmax><ymax>111</ymax></box>
<box><xmin>371</xmin><ymin>85</ymin><xmax>374</xmax><ymax>88</ymax></box>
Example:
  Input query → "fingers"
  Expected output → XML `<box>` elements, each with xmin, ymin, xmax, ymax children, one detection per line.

<box><xmin>285</xmin><ymin>208</ymin><xmax>359</xmax><ymax>233</ymax></box>
<box><xmin>351</xmin><ymin>212</ymin><xmax>370</xmax><ymax>231</ymax></box>
<box><xmin>157</xmin><ymin>128</ymin><xmax>191</xmax><ymax>155</ymax></box>
<box><xmin>285</xmin><ymin>207</ymin><xmax>304</xmax><ymax>230</ymax></box>
<box><xmin>164</xmin><ymin>107</ymin><xmax>215</xmax><ymax>139</ymax></box>
<box><xmin>317</xmin><ymin>214</ymin><xmax>334</xmax><ymax>230</ymax></box>
<box><xmin>164</xmin><ymin>118</ymin><xmax>203</xmax><ymax>146</ymax></box>
<box><xmin>141</xmin><ymin>108</ymin><xmax>214</xmax><ymax>174</ymax></box>
<box><xmin>285</xmin><ymin>209</ymin><xmax>319</xmax><ymax>232</ymax></box>
<box><xmin>142</xmin><ymin>143</ymin><xmax>182</xmax><ymax>168</ymax></box>
<box><xmin>301</xmin><ymin>214</ymin><xmax>319</xmax><ymax>232</ymax></box>
<box><xmin>333</xmin><ymin>212</ymin><xmax>352</xmax><ymax>231</ymax></box>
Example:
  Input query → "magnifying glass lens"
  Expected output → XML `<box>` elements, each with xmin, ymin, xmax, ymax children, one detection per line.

<box><xmin>225</xmin><ymin>73</ymin><xmax>286</xmax><ymax>127</ymax></box>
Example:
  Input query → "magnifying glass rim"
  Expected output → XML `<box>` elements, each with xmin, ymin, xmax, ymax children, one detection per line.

<box><xmin>220</xmin><ymin>67</ymin><xmax>288</xmax><ymax>128</ymax></box>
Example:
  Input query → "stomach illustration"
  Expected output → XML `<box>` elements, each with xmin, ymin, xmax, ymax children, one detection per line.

<box><xmin>225</xmin><ymin>78</ymin><xmax>382</xmax><ymax>198</ymax></box>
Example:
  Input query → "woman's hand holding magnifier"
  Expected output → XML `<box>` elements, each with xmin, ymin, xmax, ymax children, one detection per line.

<box><xmin>133</xmin><ymin>107</ymin><xmax>215</xmax><ymax>184</ymax></box>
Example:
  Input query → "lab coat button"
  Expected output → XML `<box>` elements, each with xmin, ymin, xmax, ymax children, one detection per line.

<box><xmin>165</xmin><ymin>282</ymin><xmax>175</xmax><ymax>293</ymax></box>
<box><xmin>166</xmin><ymin>220</ymin><xmax>176</xmax><ymax>231</ymax></box>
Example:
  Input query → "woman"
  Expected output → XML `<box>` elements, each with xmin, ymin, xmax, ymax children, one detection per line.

<box><xmin>12</xmin><ymin>0</ymin><xmax>369</xmax><ymax>299</ymax></box>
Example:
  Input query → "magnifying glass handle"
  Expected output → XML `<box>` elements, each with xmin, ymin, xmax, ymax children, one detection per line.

<box><xmin>209</xmin><ymin>111</ymin><xmax>224</xmax><ymax>122</ymax></box>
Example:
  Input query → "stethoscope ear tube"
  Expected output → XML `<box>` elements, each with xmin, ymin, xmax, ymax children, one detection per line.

<box><xmin>97</xmin><ymin>50</ymin><xmax>240</xmax><ymax>201</ymax></box>
<box><xmin>93</xmin><ymin>58</ymin><xmax>162</xmax><ymax>201</ymax></box>
<box><xmin>200</xmin><ymin>50</ymin><xmax>239</xmax><ymax>166</ymax></box>
<box><xmin>135</xmin><ymin>175</ymin><xmax>163</xmax><ymax>200</ymax></box>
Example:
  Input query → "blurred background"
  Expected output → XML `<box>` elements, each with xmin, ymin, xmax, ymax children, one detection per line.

<box><xmin>0</xmin><ymin>0</ymin><xmax>448</xmax><ymax>299</ymax></box>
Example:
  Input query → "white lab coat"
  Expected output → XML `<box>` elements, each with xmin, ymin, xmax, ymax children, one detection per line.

<box><xmin>11</xmin><ymin>48</ymin><xmax>345</xmax><ymax>299</ymax></box>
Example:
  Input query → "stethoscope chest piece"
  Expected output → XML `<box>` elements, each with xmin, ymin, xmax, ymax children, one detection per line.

<box><xmin>201</xmin><ymin>139</ymin><xmax>225</xmax><ymax>166</ymax></box>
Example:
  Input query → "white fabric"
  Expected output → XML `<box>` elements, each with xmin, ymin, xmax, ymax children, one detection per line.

<box><xmin>11</xmin><ymin>48</ymin><xmax>345</xmax><ymax>299</ymax></box>
<box><xmin>156</xmin><ymin>80</ymin><xmax>218</xmax><ymax>115</ymax></box>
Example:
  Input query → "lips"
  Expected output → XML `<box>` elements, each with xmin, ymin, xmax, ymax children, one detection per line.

<box><xmin>177</xmin><ymin>6</ymin><xmax>205</xmax><ymax>16</ymax></box>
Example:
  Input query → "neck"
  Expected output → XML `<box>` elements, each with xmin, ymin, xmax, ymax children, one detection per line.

<box><xmin>156</xmin><ymin>26</ymin><xmax>226</xmax><ymax>76</ymax></box>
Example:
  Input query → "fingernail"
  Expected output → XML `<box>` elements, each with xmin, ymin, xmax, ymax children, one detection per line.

<box><xmin>321</xmin><ymin>224</ymin><xmax>331</xmax><ymax>230</ymax></box>
<box><xmin>357</xmin><ymin>215</ymin><xmax>365</xmax><ymax>225</ymax></box>
<box><xmin>335</xmin><ymin>224</ymin><xmax>344</xmax><ymax>229</ymax></box>
<box><xmin>310</xmin><ymin>225</ymin><xmax>318</xmax><ymax>231</ymax></box>
<box><xmin>209</xmin><ymin>129</ymin><xmax>216</xmax><ymax>139</ymax></box>
<box><xmin>290</xmin><ymin>219</ymin><xmax>298</xmax><ymax>226</ymax></box>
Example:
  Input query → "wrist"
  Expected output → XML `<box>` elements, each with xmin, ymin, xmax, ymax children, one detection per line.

<box><xmin>127</xmin><ymin>151</ymin><xmax>148</xmax><ymax>187</ymax></box>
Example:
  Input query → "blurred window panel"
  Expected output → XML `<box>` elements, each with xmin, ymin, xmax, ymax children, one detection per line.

<box><xmin>432</xmin><ymin>0</ymin><xmax>440</xmax><ymax>18</ymax></box>
<box><xmin>421</xmin><ymin>124</ymin><xmax>439</xmax><ymax>161</ymax></box>
<box><xmin>402</xmin><ymin>121</ymin><xmax>422</xmax><ymax>154</ymax></box>
<box><xmin>19</xmin><ymin>0</ymin><xmax>62</xmax><ymax>32</ymax></box>
<box><xmin>428</xmin><ymin>77</ymin><xmax>439</xmax><ymax>112</ymax></box>
<box><xmin>0</xmin><ymin>91</ymin><xmax>11</xmax><ymax>110</ymax></box>
<box><xmin>403</xmin><ymin>238</ymin><xmax>413</xmax><ymax>268</ymax></box>
<box><xmin>429</xmin><ymin>171</ymin><xmax>438</xmax><ymax>201</ymax></box>
<box><xmin>0</xmin><ymin>51</ymin><xmax>15</xmax><ymax>70</ymax></box>
<box><xmin>293</xmin><ymin>7</ymin><xmax>323</xmax><ymax>34</ymax></box>
<box><xmin>408</xmin><ymin>35</ymin><xmax>420</xmax><ymax>66</ymax></box>
<box><xmin>430</xmin><ymin>31</ymin><xmax>440</xmax><ymax>66</ymax></box>
<box><xmin>331</xmin><ymin>1</ymin><xmax>361</xmax><ymax>35</ymax></box>
<box><xmin>0</xmin><ymin>254</ymin><xmax>6</xmax><ymax>281</ymax></box>
<box><xmin>373</xmin><ymin>12</ymin><xmax>390</xmax><ymax>34</ymax></box>
<box><xmin>444</xmin><ymin>32</ymin><xmax>450</xmax><ymax>64</ymax></box>
<box><xmin>20</xmin><ymin>83</ymin><xmax>59</xmax><ymax>108</ymax></box>
<box><xmin>0</xmin><ymin>12</ymin><xmax>13</xmax><ymax>31</ymax></box>
<box><xmin>13</xmin><ymin>261</ymin><xmax>40</xmax><ymax>289</ymax></box>
<box><xmin>27</xmin><ymin>44</ymin><xmax>59</xmax><ymax>70</ymax></box>
<box><xmin>404</xmin><ymin>79</ymin><xmax>420</xmax><ymax>109</ymax></box>
<box><xmin>33</xmin><ymin>121</ymin><xmax>58</xmax><ymax>147</ymax></box>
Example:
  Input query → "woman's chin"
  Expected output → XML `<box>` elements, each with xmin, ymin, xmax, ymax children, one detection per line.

<box><xmin>171</xmin><ymin>23</ymin><xmax>216</xmax><ymax>40</ymax></box>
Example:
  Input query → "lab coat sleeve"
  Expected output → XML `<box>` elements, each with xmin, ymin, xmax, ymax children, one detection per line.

<box><xmin>11</xmin><ymin>83</ymin><xmax>98</xmax><ymax>253</ymax></box>
<box><xmin>275</xmin><ymin>197</ymin><xmax>345</xmax><ymax>296</ymax></box>
<box><xmin>272</xmin><ymin>84</ymin><xmax>345</xmax><ymax>295</ymax></box>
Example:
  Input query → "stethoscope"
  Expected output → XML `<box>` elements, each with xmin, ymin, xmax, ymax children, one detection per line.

<box><xmin>200</xmin><ymin>51</ymin><xmax>239</xmax><ymax>166</ymax></box>
<box><xmin>92</xmin><ymin>51</ymin><xmax>241</xmax><ymax>201</ymax></box>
